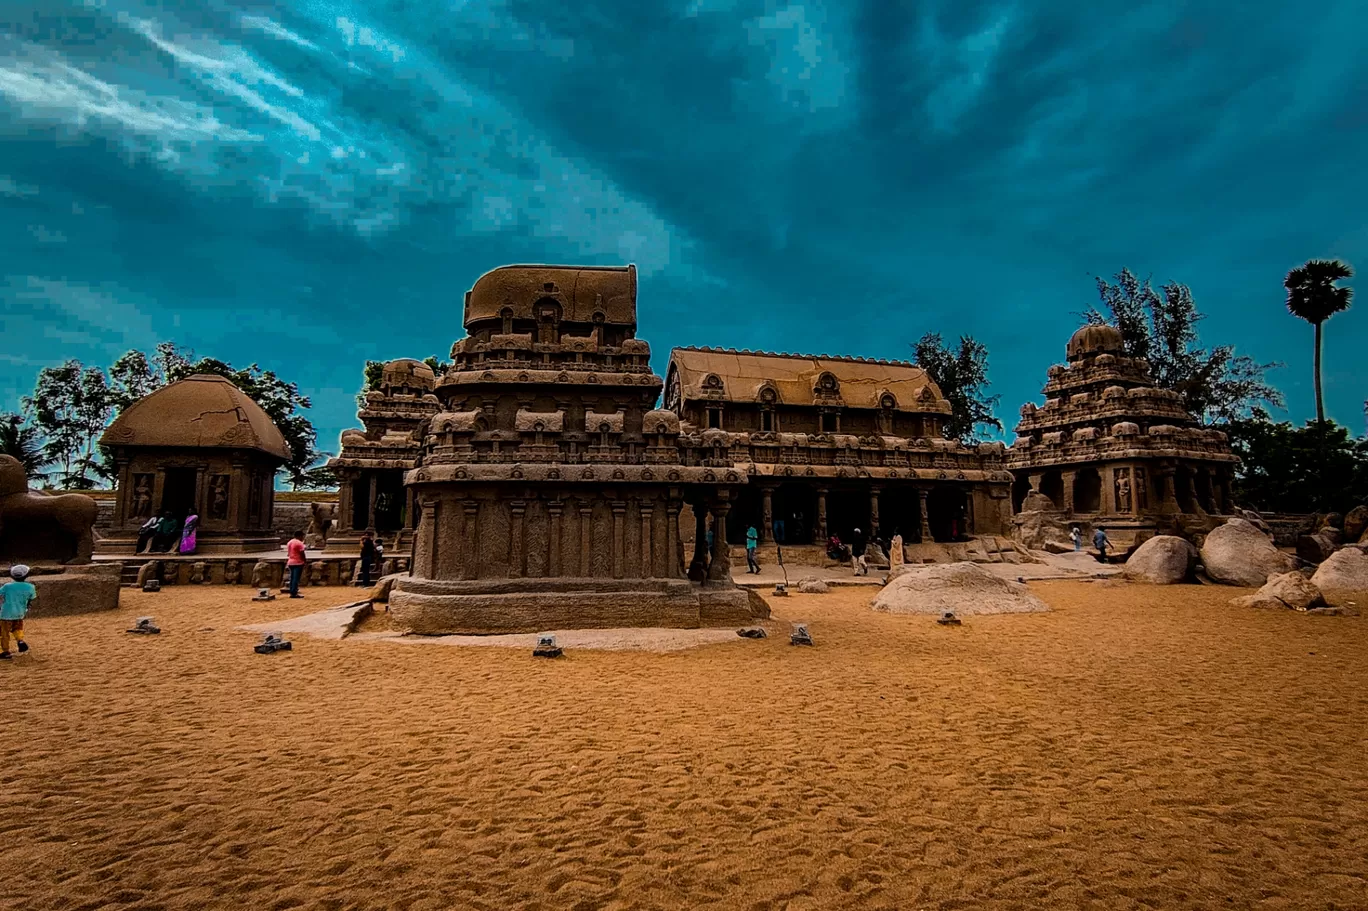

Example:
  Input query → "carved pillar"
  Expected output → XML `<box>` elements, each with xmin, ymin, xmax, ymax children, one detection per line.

<box><xmin>193</xmin><ymin>466</ymin><xmax>208</xmax><ymax>519</ymax></box>
<box><xmin>1028</xmin><ymin>472</ymin><xmax>1043</xmax><ymax>492</ymax></box>
<box><xmin>690</xmin><ymin>503</ymin><xmax>710</xmax><ymax>577</ymax></box>
<box><xmin>869</xmin><ymin>485</ymin><xmax>881</xmax><ymax>536</ymax></box>
<box><xmin>918</xmin><ymin>487</ymin><xmax>932</xmax><ymax>543</ymax></box>
<box><xmin>151</xmin><ymin>470</ymin><xmax>166</xmax><ymax>517</ymax></box>
<box><xmin>405</xmin><ymin>486</ymin><xmax>416</xmax><ymax>530</ymax></box>
<box><xmin>510</xmin><ymin>500</ymin><xmax>526</xmax><ymax>578</ymax></box>
<box><xmin>461</xmin><ymin>499</ymin><xmax>479</xmax><ymax>580</ymax></box>
<box><xmin>579</xmin><ymin>502</ymin><xmax>592</xmax><ymax>577</ymax></box>
<box><xmin>112</xmin><ymin>460</ymin><xmax>129</xmax><ymax>527</ymax></box>
<box><xmin>1061</xmin><ymin>470</ymin><xmax>1077</xmax><ymax>515</ymax></box>
<box><xmin>338</xmin><ymin>475</ymin><xmax>354</xmax><ymax>533</ymax></box>
<box><xmin>420</xmin><ymin>496</ymin><xmax>439</xmax><ymax>578</ymax></box>
<box><xmin>814</xmin><ymin>487</ymin><xmax>828</xmax><ymax>544</ymax></box>
<box><xmin>761</xmin><ymin>485</ymin><xmax>773</xmax><ymax>543</ymax></box>
<box><xmin>1100</xmin><ymin>466</ymin><xmax>1116</xmax><ymax>515</ymax></box>
<box><xmin>708</xmin><ymin>498</ymin><xmax>731</xmax><ymax>582</ymax></box>
<box><xmin>230</xmin><ymin>463</ymin><xmax>247</xmax><ymax>531</ymax></box>
<box><xmin>367</xmin><ymin>473</ymin><xmax>378</xmax><ymax>531</ymax></box>
<box><xmin>611</xmin><ymin>501</ymin><xmax>626</xmax><ymax>579</ymax></box>
<box><xmin>548</xmin><ymin>500</ymin><xmax>563</xmax><ymax>576</ymax></box>
<box><xmin>666</xmin><ymin>497</ymin><xmax>681</xmax><ymax>579</ymax></box>
<box><xmin>1156</xmin><ymin>464</ymin><xmax>1180</xmax><ymax>514</ymax></box>
<box><xmin>639</xmin><ymin>501</ymin><xmax>654</xmax><ymax>579</ymax></box>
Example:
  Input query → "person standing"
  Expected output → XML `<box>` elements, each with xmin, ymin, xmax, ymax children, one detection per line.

<box><xmin>1070</xmin><ymin>525</ymin><xmax>1083</xmax><ymax>552</ymax></box>
<box><xmin>1</xmin><ymin>564</ymin><xmax>36</xmax><ymax>659</ymax></box>
<box><xmin>745</xmin><ymin>525</ymin><xmax>760</xmax><ymax>574</ymax></box>
<box><xmin>359</xmin><ymin>531</ymin><xmax>376</xmax><ymax>587</ymax></box>
<box><xmin>772</xmin><ymin>515</ymin><xmax>786</xmax><ymax>544</ymax></box>
<box><xmin>851</xmin><ymin>527</ymin><xmax>869</xmax><ymax>576</ymax></box>
<box><xmin>1092</xmin><ymin>526</ymin><xmax>1112</xmax><ymax>563</ymax></box>
<box><xmin>286</xmin><ymin>530</ymin><xmax>307</xmax><ymax>598</ymax></box>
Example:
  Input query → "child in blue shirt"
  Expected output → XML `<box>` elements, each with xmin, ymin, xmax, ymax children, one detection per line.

<box><xmin>1</xmin><ymin>564</ymin><xmax>36</xmax><ymax>659</ymax></box>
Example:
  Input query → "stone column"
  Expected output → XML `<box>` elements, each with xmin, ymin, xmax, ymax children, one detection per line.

<box><xmin>708</xmin><ymin>498</ymin><xmax>731</xmax><ymax>582</ymax></box>
<box><xmin>579</xmin><ymin>502</ymin><xmax>593</xmax><ymax>577</ymax></box>
<box><xmin>405</xmin><ymin>486</ymin><xmax>417</xmax><ymax>530</ymax></box>
<box><xmin>420</xmin><ymin>496</ymin><xmax>440</xmax><ymax>579</ymax></box>
<box><xmin>1028</xmin><ymin>472</ymin><xmax>1043</xmax><ymax>493</ymax></box>
<box><xmin>869</xmin><ymin>485</ymin><xmax>881</xmax><ymax>536</ymax></box>
<box><xmin>510</xmin><ymin>500</ymin><xmax>526</xmax><ymax>578</ymax></box>
<box><xmin>639</xmin><ymin>501</ymin><xmax>654</xmax><ymax>579</ymax></box>
<box><xmin>367</xmin><ymin>473</ymin><xmax>378</xmax><ymax>531</ymax></box>
<box><xmin>1156</xmin><ymin>465</ymin><xmax>1180</xmax><ymax>514</ymax></box>
<box><xmin>1100</xmin><ymin>466</ymin><xmax>1115</xmax><ymax>515</ymax></box>
<box><xmin>338</xmin><ymin>475</ymin><xmax>354</xmax><ymax>533</ymax></box>
<box><xmin>814</xmin><ymin>487</ymin><xmax>828</xmax><ymax>544</ymax></box>
<box><xmin>230</xmin><ymin>463</ymin><xmax>248</xmax><ymax>530</ymax></box>
<box><xmin>918</xmin><ymin>487</ymin><xmax>932</xmax><ymax>542</ymax></box>
<box><xmin>548</xmin><ymin>500</ymin><xmax>563</xmax><ymax>576</ymax></box>
<box><xmin>611</xmin><ymin>501</ymin><xmax>626</xmax><ymax>579</ymax></box>
<box><xmin>690</xmin><ymin>503</ymin><xmax>710</xmax><ymax>577</ymax></box>
<box><xmin>112</xmin><ymin>460</ymin><xmax>129</xmax><ymax>528</ymax></box>
<box><xmin>193</xmin><ymin>466</ymin><xmax>207</xmax><ymax>519</ymax></box>
<box><xmin>666</xmin><ymin>497</ymin><xmax>681</xmax><ymax>579</ymax></box>
<box><xmin>1061</xmin><ymin>470</ymin><xmax>1077</xmax><ymax>515</ymax></box>
<box><xmin>760</xmin><ymin>485</ymin><xmax>773</xmax><ymax>543</ymax></box>
<box><xmin>461</xmin><ymin>499</ymin><xmax>480</xmax><ymax>580</ymax></box>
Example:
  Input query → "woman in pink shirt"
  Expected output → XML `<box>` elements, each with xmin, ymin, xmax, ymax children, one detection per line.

<box><xmin>285</xmin><ymin>530</ymin><xmax>307</xmax><ymax>598</ymax></box>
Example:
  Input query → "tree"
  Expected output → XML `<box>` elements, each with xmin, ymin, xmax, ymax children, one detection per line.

<box><xmin>23</xmin><ymin>360</ymin><xmax>113</xmax><ymax>488</ymax></box>
<box><xmin>1283</xmin><ymin>259</ymin><xmax>1354</xmax><ymax>423</ymax></box>
<box><xmin>358</xmin><ymin>360</ymin><xmax>386</xmax><ymax>409</ymax></box>
<box><xmin>108</xmin><ymin>349</ymin><xmax>161</xmax><ymax>413</ymax></box>
<box><xmin>1084</xmin><ymin>268</ymin><xmax>1283</xmax><ymax>424</ymax></box>
<box><xmin>0</xmin><ymin>412</ymin><xmax>49</xmax><ymax>482</ymax></box>
<box><xmin>911</xmin><ymin>333</ymin><xmax>1002</xmax><ymax>442</ymax></box>
<box><xmin>1225</xmin><ymin>410</ymin><xmax>1368</xmax><ymax>513</ymax></box>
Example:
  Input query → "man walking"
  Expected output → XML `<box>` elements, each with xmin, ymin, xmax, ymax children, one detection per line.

<box><xmin>1092</xmin><ymin>526</ymin><xmax>1112</xmax><ymax>563</ymax></box>
<box><xmin>745</xmin><ymin>525</ymin><xmax>760</xmax><ymax>574</ymax></box>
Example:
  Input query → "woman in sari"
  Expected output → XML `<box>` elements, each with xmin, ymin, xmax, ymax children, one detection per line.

<box><xmin>179</xmin><ymin>513</ymin><xmax>199</xmax><ymax>555</ymax></box>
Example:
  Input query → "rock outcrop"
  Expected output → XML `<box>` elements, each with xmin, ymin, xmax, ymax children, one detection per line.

<box><xmin>1310</xmin><ymin>547</ymin><xmax>1368</xmax><ymax>594</ymax></box>
<box><xmin>1231</xmin><ymin>572</ymin><xmax>1325</xmax><ymax>611</ymax></box>
<box><xmin>797</xmin><ymin>578</ymin><xmax>830</xmax><ymax>594</ymax></box>
<box><xmin>1296</xmin><ymin>532</ymin><xmax>1338</xmax><ymax>565</ymax></box>
<box><xmin>1122</xmin><ymin>535</ymin><xmax>1197</xmax><ymax>584</ymax></box>
<box><xmin>1343</xmin><ymin>505</ymin><xmax>1368</xmax><ymax>543</ymax></box>
<box><xmin>1200</xmin><ymin>518</ymin><xmax>1296</xmax><ymax>587</ymax></box>
<box><xmin>872</xmin><ymin>562</ymin><xmax>1049</xmax><ymax>616</ymax></box>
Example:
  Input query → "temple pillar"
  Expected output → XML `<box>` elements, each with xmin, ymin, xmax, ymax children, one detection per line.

<box><xmin>708</xmin><ymin>498</ymin><xmax>731</xmax><ymax>582</ymax></box>
<box><xmin>548</xmin><ymin>500</ymin><xmax>563</xmax><ymax>576</ymax></box>
<box><xmin>338</xmin><ymin>475</ymin><xmax>354</xmax><ymax>533</ymax></box>
<box><xmin>760</xmin><ymin>485</ymin><xmax>773</xmax><ymax>543</ymax></box>
<box><xmin>1061</xmin><ymin>470</ymin><xmax>1076</xmax><ymax>515</ymax></box>
<box><xmin>1028</xmin><ymin>472</ymin><xmax>1043</xmax><ymax>493</ymax></box>
<box><xmin>578</xmin><ymin>502</ymin><xmax>593</xmax><ymax>577</ymax></box>
<box><xmin>193</xmin><ymin>466</ymin><xmax>207</xmax><ymax>519</ymax></box>
<box><xmin>918</xmin><ymin>487</ymin><xmax>932</xmax><ymax>543</ymax></box>
<box><xmin>690</xmin><ymin>503</ymin><xmax>710</xmax><ymax>578</ymax></box>
<box><xmin>461</xmin><ymin>499</ymin><xmax>479</xmax><ymax>580</ymax></box>
<box><xmin>666</xmin><ymin>497</ymin><xmax>681</xmax><ymax>579</ymax></box>
<box><xmin>611</xmin><ymin>501</ymin><xmax>626</xmax><ymax>579</ymax></box>
<box><xmin>1100</xmin><ymin>466</ymin><xmax>1115</xmax><ymax>515</ymax></box>
<box><xmin>814</xmin><ymin>487</ymin><xmax>828</xmax><ymax>544</ymax></box>
<box><xmin>510</xmin><ymin>500</ymin><xmax>526</xmax><ymax>577</ymax></box>
<box><xmin>367</xmin><ymin>473</ymin><xmax>378</xmax><ymax>531</ymax></box>
<box><xmin>869</xmin><ymin>485</ymin><xmax>881</xmax><ymax>537</ymax></box>
<box><xmin>1157</xmin><ymin>465</ymin><xmax>1180</xmax><ymax>514</ymax></box>
<box><xmin>639</xmin><ymin>501</ymin><xmax>654</xmax><ymax>578</ymax></box>
<box><xmin>112</xmin><ymin>460</ymin><xmax>129</xmax><ymax>528</ymax></box>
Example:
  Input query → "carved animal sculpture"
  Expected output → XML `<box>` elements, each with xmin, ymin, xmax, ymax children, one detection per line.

<box><xmin>136</xmin><ymin>561</ymin><xmax>161</xmax><ymax>587</ymax></box>
<box><xmin>0</xmin><ymin>455</ymin><xmax>98</xmax><ymax>565</ymax></box>
<box><xmin>305</xmin><ymin>502</ymin><xmax>336</xmax><ymax>550</ymax></box>
<box><xmin>224</xmin><ymin>560</ymin><xmax>241</xmax><ymax>584</ymax></box>
<box><xmin>189</xmin><ymin>561</ymin><xmax>207</xmax><ymax>584</ymax></box>
<box><xmin>250</xmin><ymin>561</ymin><xmax>271</xmax><ymax>588</ymax></box>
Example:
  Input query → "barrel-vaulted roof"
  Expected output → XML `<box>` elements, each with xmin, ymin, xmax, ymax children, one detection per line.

<box><xmin>464</xmin><ymin>264</ymin><xmax>637</xmax><ymax>329</ymax></box>
<box><xmin>666</xmin><ymin>348</ymin><xmax>951</xmax><ymax>414</ymax></box>
<box><xmin>100</xmin><ymin>374</ymin><xmax>291</xmax><ymax>461</ymax></box>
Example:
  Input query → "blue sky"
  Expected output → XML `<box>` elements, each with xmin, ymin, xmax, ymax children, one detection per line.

<box><xmin>2</xmin><ymin>0</ymin><xmax>1365</xmax><ymax>457</ymax></box>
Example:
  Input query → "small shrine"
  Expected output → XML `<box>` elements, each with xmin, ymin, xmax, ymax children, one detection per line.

<box><xmin>98</xmin><ymin>374</ymin><xmax>290</xmax><ymax>554</ymax></box>
<box><xmin>1006</xmin><ymin>325</ymin><xmax>1238</xmax><ymax>547</ymax></box>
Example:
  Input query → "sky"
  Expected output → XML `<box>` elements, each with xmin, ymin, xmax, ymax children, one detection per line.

<box><xmin>2</xmin><ymin>0</ymin><xmax>1365</xmax><ymax>460</ymax></box>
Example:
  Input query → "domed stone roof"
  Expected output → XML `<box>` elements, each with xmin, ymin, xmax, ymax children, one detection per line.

<box><xmin>100</xmin><ymin>374</ymin><xmax>291</xmax><ymax>461</ymax></box>
<box><xmin>382</xmin><ymin>358</ymin><xmax>436</xmax><ymax>391</ymax></box>
<box><xmin>1066</xmin><ymin>324</ymin><xmax>1125</xmax><ymax>361</ymax></box>
<box><xmin>464</xmin><ymin>264</ymin><xmax>637</xmax><ymax>329</ymax></box>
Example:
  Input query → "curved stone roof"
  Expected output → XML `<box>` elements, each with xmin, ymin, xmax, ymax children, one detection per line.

<box><xmin>1066</xmin><ymin>324</ymin><xmax>1126</xmax><ymax>361</ymax></box>
<box><xmin>667</xmin><ymin>347</ymin><xmax>951</xmax><ymax>413</ymax></box>
<box><xmin>100</xmin><ymin>374</ymin><xmax>291</xmax><ymax>461</ymax></box>
<box><xmin>382</xmin><ymin>358</ymin><xmax>436</xmax><ymax>391</ymax></box>
<box><xmin>464</xmin><ymin>264</ymin><xmax>637</xmax><ymax>329</ymax></box>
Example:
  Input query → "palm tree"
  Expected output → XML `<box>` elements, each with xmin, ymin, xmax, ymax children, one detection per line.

<box><xmin>0</xmin><ymin>412</ymin><xmax>50</xmax><ymax>482</ymax></box>
<box><xmin>1284</xmin><ymin>259</ymin><xmax>1354</xmax><ymax>423</ymax></box>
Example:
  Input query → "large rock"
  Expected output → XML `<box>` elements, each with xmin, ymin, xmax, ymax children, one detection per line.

<box><xmin>1236</xmin><ymin>508</ymin><xmax>1274</xmax><ymax>537</ymax></box>
<box><xmin>1012</xmin><ymin>507</ymin><xmax>1070</xmax><ymax>551</ymax></box>
<box><xmin>1296</xmin><ymin>532</ymin><xmax>1338</xmax><ymax>565</ymax></box>
<box><xmin>797</xmin><ymin>577</ymin><xmax>830</xmax><ymax>594</ymax></box>
<box><xmin>1343</xmin><ymin>505</ymin><xmax>1368</xmax><ymax>543</ymax></box>
<box><xmin>1316</xmin><ymin>512</ymin><xmax>1345</xmax><ymax>531</ymax></box>
<box><xmin>1200</xmin><ymin>518</ymin><xmax>1296</xmax><ymax>587</ymax></box>
<box><xmin>1310</xmin><ymin>547</ymin><xmax>1368</xmax><ymax>594</ymax></box>
<box><xmin>871</xmin><ymin>562</ymin><xmax>1049</xmax><ymax>616</ymax></box>
<box><xmin>1231</xmin><ymin>572</ymin><xmax>1325</xmax><ymax>611</ymax></box>
<box><xmin>27</xmin><ymin>564</ymin><xmax>121</xmax><ymax>616</ymax></box>
<box><xmin>1122</xmin><ymin>535</ymin><xmax>1197</xmax><ymax>584</ymax></box>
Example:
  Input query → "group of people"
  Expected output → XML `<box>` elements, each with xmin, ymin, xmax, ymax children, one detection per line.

<box><xmin>279</xmin><ymin>529</ymin><xmax>387</xmax><ymax>598</ymax></box>
<box><xmin>1070</xmin><ymin>524</ymin><xmax>1113</xmax><ymax>562</ymax></box>
<box><xmin>135</xmin><ymin>512</ymin><xmax>199</xmax><ymax>555</ymax></box>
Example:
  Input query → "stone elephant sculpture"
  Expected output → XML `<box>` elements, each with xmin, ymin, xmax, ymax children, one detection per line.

<box><xmin>0</xmin><ymin>455</ymin><xmax>98</xmax><ymax>565</ymax></box>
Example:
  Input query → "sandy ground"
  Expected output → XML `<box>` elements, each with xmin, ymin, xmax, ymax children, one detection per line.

<box><xmin>3</xmin><ymin>582</ymin><xmax>1367</xmax><ymax>910</ymax></box>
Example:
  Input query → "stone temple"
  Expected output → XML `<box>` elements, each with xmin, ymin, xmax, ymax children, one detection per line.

<box><xmin>1007</xmin><ymin>324</ymin><xmax>1239</xmax><ymax>549</ymax></box>
<box><xmin>388</xmin><ymin>264</ymin><xmax>760</xmax><ymax>634</ymax></box>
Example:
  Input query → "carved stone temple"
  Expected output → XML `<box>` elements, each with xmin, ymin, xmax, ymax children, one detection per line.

<box><xmin>388</xmin><ymin>264</ymin><xmax>760</xmax><ymax>634</ymax></box>
<box><xmin>97</xmin><ymin>374</ymin><xmax>290</xmax><ymax>554</ymax></box>
<box><xmin>1006</xmin><ymin>324</ymin><xmax>1239</xmax><ymax>548</ymax></box>
<box><xmin>663</xmin><ymin>348</ymin><xmax>1014</xmax><ymax>547</ymax></box>
<box><xmin>328</xmin><ymin>358</ymin><xmax>441</xmax><ymax>548</ymax></box>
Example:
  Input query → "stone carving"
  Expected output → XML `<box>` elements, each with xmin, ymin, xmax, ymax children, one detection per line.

<box><xmin>224</xmin><ymin>560</ymin><xmax>241</xmax><ymax>584</ymax></box>
<box><xmin>250</xmin><ymin>561</ymin><xmax>271</xmax><ymax>589</ymax></box>
<box><xmin>189</xmin><ymin>561</ymin><xmax>206</xmax><ymax>584</ymax></box>
<box><xmin>209</xmin><ymin>475</ymin><xmax>230</xmax><ymax>520</ymax></box>
<box><xmin>0</xmin><ymin>455</ymin><xmax>98</xmax><ymax>565</ymax></box>
<box><xmin>136</xmin><ymin>561</ymin><xmax>161</xmax><ymax>587</ymax></box>
<box><xmin>308</xmin><ymin>562</ymin><xmax>324</xmax><ymax>586</ymax></box>
<box><xmin>1115</xmin><ymin>470</ymin><xmax>1132</xmax><ymax>513</ymax></box>
<box><xmin>305</xmin><ymin>501</ymin><xmax>336</xmax><ymax>550</ymax></box>
<box><xmin>131</xmin><ymin>474</ymin><xmax>153</xmax><ymax>518</ymax></box>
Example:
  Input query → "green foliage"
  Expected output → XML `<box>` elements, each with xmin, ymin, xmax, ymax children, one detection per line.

<box><xmin>911</xmin><ymin>333</ymin><xmax>1002</xmax><ymax>442</ymax></box>
<box><xmin>0</xmin><ymin>412</ymin><xmax>49</xmax><ymax>483</ymax></box>
<box><xmin>358</xmin><ymin>360</ymin><xmax>386</xmax><ymax>409</ymax></box>
<box><xmin>1226</xmin><ymin>409</ymin><xmax>1368</xmax><ymax>513</ymax></box>
<box><xmin>107</xmin><ymin>350</ymin><xmax>161</xmax><ymax>413</ymax></box>
<box><xmin>23</xmin><ymin>360</ymin><xmax>113</xmax><ymax>487</ymax></box>
<box><xmin>1283</xmin><ymin>259</ymin><xmax>1354</xmax><ymax>423</ymax></box>
<box><xmin>1084</xmin><ymin>268</ymin><xmax>1283</xmax><ymax>424</ymax></box>
<box><xmin>422</xmin><ymin>356</ymin><xmax>451</xmax><ymax>377</ymax></box>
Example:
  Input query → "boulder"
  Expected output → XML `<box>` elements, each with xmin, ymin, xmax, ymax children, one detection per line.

<box><xmin>27</xmin><ymin>564</ymin><xmax>120</xmax><ymax>617</ymax></box>
<box><xmin>1343</xmin><ymin>505</ymin><xmax>1368</xmax><ymax>543</ymax></box>
<box><xmin>1236</xmin><ymin>508</ymin><xmax>1274</xmax><ymax>537</ymax></box>
<box><xmin>1012</xmin><ymin>507</ymin><xmax>1070</xmax><ymax>551</ymax></box>
<box><xmin>1310</xmin><ymin>547</ymin><xmax>1368</xmax><ymax>594</ymax></box>
<box><xmin>1122</xmin><ymin>535</ymin><xmax>1197</xmax><ymax>584</ymax></box>
<box><xmin>871</xmin><ymin>562</ymin><xmax>1049</xmax><ymax>616</ymax></box>
<box><xmin>797</xmin><ymin>578</ymin><xmax>830</xmax><ymax>594</ymax></box>
<box><xmin>1316</xmin><ymin>512</ymin><xmax>1345</xmax><ymax>531</ymax></box>
<box><xmin>1200</xmin><ymin>518</ymin><xmax>1296</xmax><ymax>587</ymax></box>
<box><xmin>1296</xmin><ymin>532</ymin><xmax>1338</xmax><ymax>565</ymax></box>
<box><xmin>1230</xmin><ymin>572</ymin><xmax>1325</xmax><ymax>611</ymax></box>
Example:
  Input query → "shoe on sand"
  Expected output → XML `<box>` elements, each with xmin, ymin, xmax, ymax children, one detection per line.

<box><xmin>17</xmin><ymin>642</ymin><xmax>28</xmax><ymax>653</ymax></box>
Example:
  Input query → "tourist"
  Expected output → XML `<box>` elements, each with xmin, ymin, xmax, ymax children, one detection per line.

<box><xmin>1</xmin><ymin>564</ymin><xmax>36</xmax><ymax>660</ymax></box>
<box><xmin>1070</xmin><ymin>525</ymin><xmax>1083</xmax><ymax>552</ymax></box>
<box><xmin>745</xmin><ymin>525</ymin><xmax>760</xmax><ymax>574</ymax></box>
<box><xmin>178</xmin><ymin>512</ymin><xmax>199</xmax><ymax>555</ymax></box>
<box><xmin>851</xmin><ymin>527</ymin><xmax>869</xmax><ymax>576</ymax></box>
<box><xmin>773</xmin><ymin>515</ymin><xmax>786</xmax><ymax>544</ymax></box>
<box><xmin>286</xmin><ymin>530</ymin><xmax>307</xmax><ymax>598</ymax></box>
<box><xmin>826</xmin><ymin>534</ymin><xmax>847</xmax><ymax>563</ymax></box>
<box><xmin>135</xmin><ymin>515</ymin><xmax>159</xmax><ymax>554</ymax></box>
<box><xmin>151</xmin><ymin>511</ymin><xmax>180</xmax><ymax>553</ymax></box>
<box><xmin>359</xmin><ymin>530</ymin><xmax>376</xmax><ymax>586</ymax></box>
<box><xmin>1093</xmin><ymin>526</ymin><xmax>1112</xmax><ymax>563</ymax></box>
<box><xmin>374</xmin><ymin>535</ymin><xmax>385</xmax><ymax>572</ymax></box>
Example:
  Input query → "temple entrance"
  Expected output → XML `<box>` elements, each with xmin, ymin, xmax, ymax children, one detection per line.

<box><xmin>881</xmin><ymin>486</ymin><xmax>925</xmax><ymax>543</ymax></box>
<box><xmin>730</xmin><ymin>486</ymin><xmax>764</xmax><ymax>545</ymax></box>
<box><xmin>826</xmin><ymin>489</ymin><xmax>869</xmax><ymax>543</ymax></box>
<box><xmin>1039</xmin><ymin>470</ymin><xmax>1064</xmax><ymax>510</ymax></box>
<box><xmin>927</xmin><ymin>486</ymin><xmax>968</xmax><ymax>542</ymax></box>
<box><xmin>374</xmin><ymin>471</ymin><xmax>406</xmax><ymax>532</ymax></box>
<box><xmin>1011</xmin><ymin>474</ymin><xmax>1031</xmax><ymax>513</ymax></box>
<box><xmin>1073</xmin><ymin>468</ymin><xmax>1101</xmax><ymax>514</ymax></box>
<box><xmin>772</xmin><ymin>484</ymin><xmax>816</xmax><ymax>544</ymax></box>
<box><xmin>351</xmin><ymin>474</ymin><xmax>372</xmax><ymax>531</ymax></box>
<box><xmin>1175</xmin><ymin>466</ymin><xmax>1199</xmax><ymax>513</ymax></box>
<box><xmin>1194</xmin><ymin>470</ymin><xmax>1213</xmax><ymax>512</ymax></box>
<box><xmin>159</xmin><ymin>469</ymin><xmax>197</xmax><ymax>519</ymax></box>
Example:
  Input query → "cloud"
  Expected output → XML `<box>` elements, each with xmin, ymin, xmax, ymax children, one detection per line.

<box><xmin>239</xmin><ymin>14</ymin><xmax>321</xmax><ymax>52</ymax></box>
<box><xmin>1</xmin><ymin>276</ymin><xmax>159</xmax><ymax>356</ymax></box>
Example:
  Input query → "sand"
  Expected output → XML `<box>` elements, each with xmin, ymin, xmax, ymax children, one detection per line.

<box><xmin>2</xmin><ymin>582</ymin><xmax>1367</xmax><ymax>910</ymax></box>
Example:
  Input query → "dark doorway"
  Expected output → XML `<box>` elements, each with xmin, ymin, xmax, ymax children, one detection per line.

<box><xmin>1175</xmin><ymin>466</ymin><xmax>1199</xmax><ymax>513</ymax></box>
<box><xmin>159</xmin><ymin>469</ymin><xmax>197</xmax><ymax>519</ymax></box>
<box><xmin>352</xmin><ymin>474</ymin><xmax>372</xmax><ymax>530</ymax></box>
<box><xmin>772</xmin><ymin>483</ymin><xmax>817</xmax><ymax>544</ymax></box>
<box><xmin>1040</xmin><ymin>470</ymin><xmax>1064</xmax><ymax>510</ymax></box>
<box><xmin>826</xmin><ymin>489</ymin><xmax>869</xmax><ymax>543</ymax></box>
<box><xmin>1193</xmin><ymin>470</ymin><xmax>1212</xmax><ymax>512</ymax></box>
<box><xmin>927</xmin><ymin>486</ymin><xmax>968</xmax><ymax>542</ymax></box>
<box><xmin>1011</xmin><ymin>474</ymin><xmax>1031</xmax><ymax>513</ymax></box>
<box><xmin>1073</xmin><ymin>468</ymin><xmax>1102</xmax><ymax>514</ymax></box>
<box><xmin>375</xmin><ymin>470</ymin><xmax>406</xmax><ymax>532</ymax></box>
<box><xmin>881</xmin><ymin>486</ymin><xmax>925</xmax><ymax>544</ymax></box>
